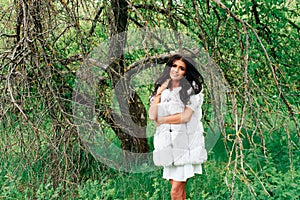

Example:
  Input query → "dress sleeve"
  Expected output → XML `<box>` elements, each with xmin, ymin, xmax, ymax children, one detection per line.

<box><xmin>186</xmin><ymin>92</ymin><xmax>204</xmax><ymax>111</ymax></box>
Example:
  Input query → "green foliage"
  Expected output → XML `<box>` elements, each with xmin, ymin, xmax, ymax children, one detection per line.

<box><xmin>1</xmin><ymin>127</ymin><xmax>299</xmax><ymax>199</ymax></box>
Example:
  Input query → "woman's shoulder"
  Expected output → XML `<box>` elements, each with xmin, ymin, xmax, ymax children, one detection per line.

<box><xmin>186</xmin><ymin>91</ymin><xmax>204</xmax><ymax>111</ymax></box>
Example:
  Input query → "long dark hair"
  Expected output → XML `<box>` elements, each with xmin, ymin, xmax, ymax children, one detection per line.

<box><xmin>150</xmin><ymin>54</ymin><xmax>203</xmax><ymax>105</ymax></box>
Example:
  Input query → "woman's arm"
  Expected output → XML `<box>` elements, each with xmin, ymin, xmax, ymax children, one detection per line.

<box><xmin>157</xmin><ymin>106</ymin><xmax>194</xmax><ymax>124</ymax></box>
<box><xmin>148</xmin><ymin>94</ymin><xmax>161</xmax><ymax>121</ymax></box>
<box><xmin>148</xmin><ymin>79</ymin><xmax>170</xmax><ymax>121</ymax></box>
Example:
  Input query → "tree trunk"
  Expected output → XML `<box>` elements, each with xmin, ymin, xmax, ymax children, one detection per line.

<box><xmin>107</xmin><ymin>0</ymin><xmax>149</xmax><ymax>153</ymax></box>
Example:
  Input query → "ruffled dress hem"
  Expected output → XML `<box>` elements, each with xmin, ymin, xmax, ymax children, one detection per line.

<box><xmin>162</xmin><ymin>164</ymin><xmax>202</xmax><ymax>182</ymax></box>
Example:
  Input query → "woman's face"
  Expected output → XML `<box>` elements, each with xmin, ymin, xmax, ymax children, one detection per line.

<box><xmin>169</xmin><ymin>59</ymin><xmax>186</xmax><ymax>81</ymax></box>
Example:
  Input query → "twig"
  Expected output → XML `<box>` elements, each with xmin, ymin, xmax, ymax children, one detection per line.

<box><xmin>210</xmin><ymin>0</ymin><xmax>300</xmax><ymax>140</ymax></box>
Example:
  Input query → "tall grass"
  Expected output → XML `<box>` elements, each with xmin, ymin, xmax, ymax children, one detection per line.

<box><xmin>1</xmin><ymin>128</ymin><xmax>299</xmax><ymax>199</ymax></box>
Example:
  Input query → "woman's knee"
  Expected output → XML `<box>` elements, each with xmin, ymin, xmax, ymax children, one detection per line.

<box><xmin>171</xmin><ymin>188</ymin><xmax>182</xmax><ymax>198</ymax></box>
<box><xmin>170</xmin><ymin>182</ymin><xmax>185</xmax><ymax>198</ymax></box>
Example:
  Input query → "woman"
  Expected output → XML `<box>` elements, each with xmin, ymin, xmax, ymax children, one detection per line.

<box><xmin>149</xmin><ymin>54</ymin><xmax>207</xmax><ymax>200</ymax></box>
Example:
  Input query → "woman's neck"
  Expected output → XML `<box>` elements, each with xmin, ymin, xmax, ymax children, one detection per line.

<box><xmin>171</xmin><ymin>80</ymin><xmax>180</xmax><ymax>90</ymax></box>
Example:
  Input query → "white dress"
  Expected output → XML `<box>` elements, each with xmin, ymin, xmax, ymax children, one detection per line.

<box><xmin>163</xmin><ymin>163</ymin><xmax>202</xmax><ymax>182</ymax></box>
<box><xmin>152</xmin><ymin>87</ymin><xmax>207</xmax><ymax>182</ymax></box>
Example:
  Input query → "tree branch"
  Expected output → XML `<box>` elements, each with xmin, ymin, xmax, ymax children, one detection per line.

<box><xmin>210</xmin><ymin>0</ymin><xmax>300</xmax><ymax>139</ymax></box>
<box><xmin>0</xmin><ymin>33</ymin><xmax>17</xmax><ymax>38</ymax></box>
<box><xmin>251</xmin><ymin>0</ymin><xmax>261</xmax><ymax>25</ymax></box>
<box><xmin>126</xmin><ymin>48</ymin><xmax>200</xmax><ymax>72</ymax></box>
<box><xmin>287</xmin><ymin>18</ymin><xmax>300</xmax><ymax>31</ymax></box>
<box><xmin>88</xmin><ymin>6</ymin><xmax>104</xmax><ymax>37</ymax></box>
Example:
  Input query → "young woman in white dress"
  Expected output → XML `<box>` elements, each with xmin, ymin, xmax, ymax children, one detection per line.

<box><xmin>149</xmin><ymin>54</ymin><xmax>207</xmax><ymax>200</ymax></box>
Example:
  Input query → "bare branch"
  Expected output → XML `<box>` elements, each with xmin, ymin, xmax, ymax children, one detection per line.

<box><xmin>126</xmin><ymin>48</ymin><xmax>200</xmax><ymax>72</ymax></box>
<box><xmin>88</xmin><ymin>6</ymin><xmax>104</xmax><ymax>37</ymax></box>
<box><xmin>210</xmin><ymin>0</ymin><xmax>300</xmax><ymax>139</ymax></box>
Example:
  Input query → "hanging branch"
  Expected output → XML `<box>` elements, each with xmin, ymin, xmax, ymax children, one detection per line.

<box><xmin>126</xmin><ymin>48</ymin><xmax>199</xmax><ymax>71</ymax></box>
<box><xmin>209</xmin><ymin>0</ymin><xmax>297</xmax><ymax>197</ymax></box>
<box><xmin>192</xmin><ymin>0</ymin><xmax>209</xmax><ymax>50</ymax></box>
<box><xmin>210</xmin><ymin>0</ymin><xmax>299</xmax><ymax>140</ymax></box>
<box><xmin>88</xmin><ymin>6</ymin><xmax>104</xmax><ymax>37</ymax></box>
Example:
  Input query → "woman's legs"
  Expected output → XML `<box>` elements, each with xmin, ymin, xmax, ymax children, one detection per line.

<box><xmin>169</xmin><ymin>179</ymin><xmax>187</xmax><ymax>200</ymax></box>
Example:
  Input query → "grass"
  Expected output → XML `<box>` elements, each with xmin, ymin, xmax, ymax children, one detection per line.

<box><xmin>1</xmin><ymin>132</ymin><xmax>299</xmax><ymax>200</ymax></box>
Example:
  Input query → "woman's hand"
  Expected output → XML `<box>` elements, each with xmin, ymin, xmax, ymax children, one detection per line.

<box><xmin>156</xmin><ymin>79</ymin><xmax>170</xmax><ymax>96</ymax></box>
<box><xmin>156</xmin><ymin>117</ymin><xmax>165</xmax><ymax>124</ymax></box>
<box><xmin>154</xmin><ymin>120</ymin><xmax>162</xmax><ymax>127</ymax></box>
<box><xmin>149</xmin><ymin>79</ymin><xmax>170</xmax><ymax>122</ymax></box>
<box><xmin>154</xmin><ymin>117</ymin><xmax>166</xmax><ymax>127</ymax></box>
